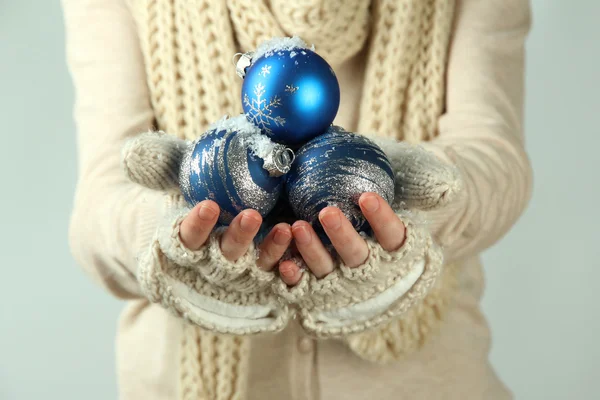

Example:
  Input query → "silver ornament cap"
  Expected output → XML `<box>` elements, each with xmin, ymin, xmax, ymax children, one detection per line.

<box><xmin>262</xmin><ymin>144</ymin><xmax>295</xmax><ymax>177</ymax></box>
<box><xmin>234</xmin><ymin>51</ymin><xmax>254</xmax><ymax>79</ymax></box>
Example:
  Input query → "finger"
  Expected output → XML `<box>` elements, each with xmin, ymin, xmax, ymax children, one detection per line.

<box><xmin>291</xmin><ymin>221</ymin><xmax>335</xmax><ymax>278</ymax></box>
<box><xmin>318</xmin><ymin>207</ymin><xmax>369</xmax><ymax>268</ymax></box>
<box><xmin>179</xmin><ymin>200</ymin><xmax>220</xmax><ymax>250</ymax></box>
<box><xmin>256</xmin><ymin>223</ymin><xmax>293</xmax><ymax>271</ymax></box>
<box><xmin>359</xmin><ymin>192</ymin><xmax>406</xmax><ymax>252</ymax></box>
<box><xmin>220</xmin><ymin>209</ymin><xmax>263</xmax><ymax>262</ymax></box>
<box><xmin>278</xmin><ymin>260</ymin><xmax>303</xmax><ymax>286</ymax></box>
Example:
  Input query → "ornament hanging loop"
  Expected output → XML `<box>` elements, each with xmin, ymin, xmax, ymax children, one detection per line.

<box><xmin>262</xmin><ymin>145</ymin><xmax>295</xmax><ymax>177</ymax></box>
<box><xmin>282</xmin><ymin>148</ymin><xmax>295</xmax><ymax>165</ymax></box>
<box><xmin>234</xmin><ymin>51</ymin><xmax>254</xmax><ymax>79</ymax></box>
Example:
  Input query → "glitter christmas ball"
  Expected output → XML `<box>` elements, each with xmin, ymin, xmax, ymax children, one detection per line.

<box><xmin>240</xmin><ymin>38</ymin><xmax>340</xmax><ymax>147</ymax></box>
<box><xmin>285</xmin><ymin>126</ymin><xmax>395</xmax><ymax>233</ymax></box>
<box><xmin>179</xmin><ymin>115</ymin><xmax>294</xmax><ymax>225</ymax></box>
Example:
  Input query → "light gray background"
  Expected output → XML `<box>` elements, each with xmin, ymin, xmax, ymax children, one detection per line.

<box><xmin>1</xmin><ymin>1</ymin><xmax>598</xmax><ymax>399</ymax></box>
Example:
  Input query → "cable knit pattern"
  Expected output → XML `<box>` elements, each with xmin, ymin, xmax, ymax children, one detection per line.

<box><xmin>128</xmin><ymin>0</ymin><xmax>241</xmax><ymax>138</ymax></box>
<box><xmin>266</xmin><ymin>0</ymin><xmax>370</xmax><ymax>66</ymax></box>
<box><xmin>358</xmin><ymin>0</ymin><xmax>455</xmax><ymax>143</ymax></box>
<box><xmin>63</xmin><ymin>0</ymin><xmax>534</xmax><ymax>397</ymax></box>
<box><xmin>180</xmin><ymin>325</ymin><xmax>249</xmax><ymax>400</ymax></box>
<box><xmin>121</xmin><ymin>1</ymin><xmax>459</xmax><ymax>396</ymax></box>
<box><xmin>126</xmin><ymin>0</ymin><xmax>454</xmax><ymax>142</ymax></box>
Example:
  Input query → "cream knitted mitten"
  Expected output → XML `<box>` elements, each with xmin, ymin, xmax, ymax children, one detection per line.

<box><xmin>272</xmin><ymin>135</ymin><xmax>462</xmax><ymax>338</ymax></box>
<box><xmin>271</xmin><ymin>213</ymin><xmax>443</xmax><ymax>338</ymax></box>
<box><xmin>123</xmin><ymin>131</ymin><xmax>291</xmax><ymax>335</ymax></box>
<box><xmin>122</xmin><ymin>131</ymin><xmax>462</xmax><ymax>337</ymax></box>
<box><xmin>370</xmin><ymin>137</ymin><xmax>463</xmax><ymax>211</ymax></box>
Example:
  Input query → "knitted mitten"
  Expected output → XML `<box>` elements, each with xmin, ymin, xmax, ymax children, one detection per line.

<box><xmin>122</xmin><ymin>131</ymin><xmax>291</xmax><ymax>335</ymax></box>
<box><xmin>273</xmin><ymin>138</ymin><xmax>462</xmax><ymax>338</ymax></box>
<box><xmin>371</xmin><ymin>137</ymin><xmax>463</xmax><ymax>212</ymax></box>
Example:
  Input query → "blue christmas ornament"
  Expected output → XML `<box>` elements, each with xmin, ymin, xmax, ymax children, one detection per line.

<box><xmin>285</xmin><ymin>126</ymin><xmax>395</xmax><ymax>233</ymax></box>
<box><xmin>179</xmin><ymin>115</ymin><xmax>294</xmax><ymax>225</ymax></box>
<box><xmin>237</xmin><ymin>37</ymin><xmax>340</xmax><ymax>147</ymax></box>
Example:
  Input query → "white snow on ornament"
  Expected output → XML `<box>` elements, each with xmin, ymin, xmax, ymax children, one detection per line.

<box><xmin>243</xmin><ymin>133</ymin><xmax>276</xmax><ymax>160</ymax></box>
<box><xmin>290</xmin><ymin>51</ymin><xmax>297</xmax><ymax>58</ymax></box>
<box><xmin>252</xmin><ymin>36</ymin><xmax>312</xmax><ymax>62</ymax></box>
<box><xmin>208</xmin><ymin>115</ymin><xmax>260</xmax><ymax>135</ymax></box>
<box><xmin>190</xmin><ymin>153</ymin><xmax>201</xmax><ymax>175</ymax></box>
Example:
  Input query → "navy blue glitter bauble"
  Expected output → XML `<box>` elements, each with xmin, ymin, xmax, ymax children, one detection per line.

<box><xmin>179</xmin><ymin>117</ymin><xmax>294</xmax><ymax>225</ymax></box>
<box><xmin>285</xmin><ymin>126</ymin><xmax>395</xmax><ymax>233</ymax></box>
<box><xmin>241</xmin><ymin>47</ymin><xmax>340</xmax><ymax>147</ymax></box>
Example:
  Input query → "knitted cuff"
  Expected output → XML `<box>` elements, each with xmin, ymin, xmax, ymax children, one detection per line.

<box><xmin>293</xmin><ymin>215</ymin><xmax>444</xmax><ymax>338</ymax></box>
<box><xmin>157</xmin><ymin>211</ymin><xmax>209</xmax><ymax>267</ymax></box>
<box><xmin>157</xmin><ymin>211</ymin><xmax>276</xmax><ymax>292</ymax></box>
<box><xmin>138</xmin><ymin>237</ymin><xmax>291</xmax><ymax>335</ymax></box>
<box><xmin>344</xmin><ymin>262</ymin><xmax>459</xmax><ymax>364</ymax></box>
<box><xmin>200</xmin><ymin>234</ymin><xmax>276</xmax><ymax>293</ymax></box>
<box><xmin>138</xmin><ymin>201</ymin><xmax>291</xmax><ymax>335</ymax></box>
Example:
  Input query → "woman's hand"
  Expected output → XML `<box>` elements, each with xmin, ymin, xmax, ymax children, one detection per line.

<box><xmin>279</xmin><ymin>192</ymin><xmax>406</xmax><ymax>286</ymax></box>
<box><xmin>179</xmin><ymin>200</ymin><xmax>292</xmax><ymax>269</ymax></box>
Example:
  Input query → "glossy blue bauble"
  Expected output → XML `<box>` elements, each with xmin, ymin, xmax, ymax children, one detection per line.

<box><xmin>179</xmin><ymin>120</ymin><xmax>292</xmax><ymax>225</ymax></box>
<box><xmin>242</xmin><ymin>48</ymin><xmax>340</xmax><ymax>147</ymax></box>
<box><xmin>285</xmin><ymin>126</ymin><xmax>395</xmax><ymax>233</ymax></box>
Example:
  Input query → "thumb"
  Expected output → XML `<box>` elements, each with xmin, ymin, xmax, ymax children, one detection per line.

<box><xmin>372</xmin><ymin>138</ymin><xmax>463</xmax><ymax>211</ymax></box>
<box><xmin>122</xmin><ymin>131</ymin><xmax>187</xmax><ymax>191</ymax></box>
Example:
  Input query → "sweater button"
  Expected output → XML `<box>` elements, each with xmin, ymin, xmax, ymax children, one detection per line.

<box><xmin>297</xmin><ymin>337</ymin><xmax>314</xmax><ymax>354</ymax></box>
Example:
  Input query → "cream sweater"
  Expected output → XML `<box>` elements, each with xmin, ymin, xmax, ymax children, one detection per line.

<box><xmin>62</xmin><ymin>0</ymin><xmax>532</xmax><ymax>399</ymax></box>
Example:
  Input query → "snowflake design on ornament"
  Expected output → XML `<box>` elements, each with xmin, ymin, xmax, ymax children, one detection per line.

<box><xmin>285</xmin><ymin>84</ymin><xmax>299</xmax><ymax>94</ymax></box>
<box><xmin>243</xmin><ymin>83</ymin><xmax>286</xmax><ymax>134</ymax></box>
<box><xmin>260</xmin><ymin>65</ymin><xmax>271</xmax><ymax>77</ymax></box>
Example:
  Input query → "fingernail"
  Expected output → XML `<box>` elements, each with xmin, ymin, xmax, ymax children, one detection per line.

<box><xmin>361</xmin><ymin>194</ymin><xmax>380</xmax><ymax>213</ymax></box>
<box><xmin>320</xmin><ymin>210</ymin><xmax>341</xmax><ymax>230</ymax></box>
<box><xmin>198</xmin><ymin>205</ymin><xmax>217</xmax><ymax>221</ymax></box>
<box><xmin>240</xmin><ymin>213</ymin><xmax>261</xmax><ymax>232</ymax></box>
<box><xmin>280</xmin><ymin>263</ymin><xmax>297</xmax><ymax>278</ymax></box>
<box><xmin>273</xmin><ymin>228</ymin><xmax>291</xmax><ymax>245</ymax></box>
<box><xmin>293</xmin><ymin>225</ymin><xmax>312</xmax><ymax>245</ymax></box>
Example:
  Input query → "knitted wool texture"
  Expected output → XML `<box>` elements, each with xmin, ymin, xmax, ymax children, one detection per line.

<box><xmin>122</xmin><ymin>130</ymin><xmax>459</xmax><ymax>325</ymax></box>
<box><xmin>125</xmin><ymin>1</ymin><xmax>456</xmax><ymax>399</ymax></box>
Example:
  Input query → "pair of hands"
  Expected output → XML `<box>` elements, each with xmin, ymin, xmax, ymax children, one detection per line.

<box><xmin>124</xmin><ymin>131</ymin><xmax>457</xmax><ymax>338</ymax></box>
<box><xmin>179</xmin><ymin>192</ymin><xmax>406</xmax><ymax>286</ymax></box>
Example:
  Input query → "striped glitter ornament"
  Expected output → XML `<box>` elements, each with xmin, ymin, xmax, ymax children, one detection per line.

<box><xmin>179</xmin><ymin>115</ymin><xmax>294</xmax><ymax>225</ymax></box>
<box><xmin>285</xmin><ymin>126</ymin><xmax>395</xmax><ymax>233</ymax></box>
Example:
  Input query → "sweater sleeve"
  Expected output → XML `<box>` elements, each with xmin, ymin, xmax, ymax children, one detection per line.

<box><xmin>62</xmin><ymin>0</ymin><xmax>161</xmax><ymax>299</ymax></box>
<box><xmin>343</xmin><ymin>0</ymin><xmax>533</xmax><ymax>362</ymax></box>
<box><xmin>421</xmin><ymin>0</ymin><xmax>533</xmax><ymax>263</ymax></box>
